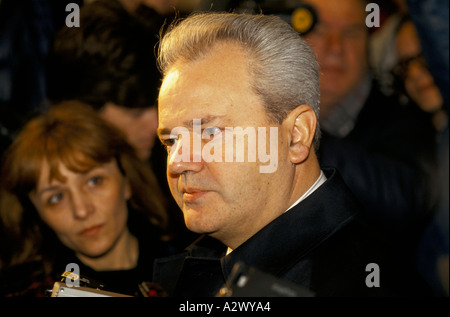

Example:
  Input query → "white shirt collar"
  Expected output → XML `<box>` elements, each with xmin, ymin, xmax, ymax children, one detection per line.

<box><xmin>284</xmin><ymin>170</ymin><xmax>327</xmax><ymax>213</ymax></box>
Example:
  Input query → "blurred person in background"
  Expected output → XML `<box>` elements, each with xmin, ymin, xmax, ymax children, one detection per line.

<box><xmin>393</xmin><ymin>16</ymin><xmax>447</xmax><ymax>135</ymax></box>
<box><xmin>403</xmin><ymin>0</ymin><xmax>449</xmax><ymax>297</ymax></box>
<box><xmin>46</xmin><ymin>0</ymin><xmax>163</xmax><ymax>161</ymax></box>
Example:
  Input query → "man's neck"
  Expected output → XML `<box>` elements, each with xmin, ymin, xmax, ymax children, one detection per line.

<box><xmin>285</xmin><ymin>170</ymin><xmax>326</xmax><ymax>213</ymax></box>
<box><xmin>320</xmin><ymin>72</ymin><xmax>372</xmax><ymax>138</ymax></box>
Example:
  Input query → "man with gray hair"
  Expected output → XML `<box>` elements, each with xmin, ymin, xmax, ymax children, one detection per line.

<box><xmin>153</xmin><ymin>12</ymin><xmax>426</xmax><ymax>296</ymax></box>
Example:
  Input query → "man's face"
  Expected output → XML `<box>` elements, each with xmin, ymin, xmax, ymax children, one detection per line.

<box><xmin>157</xmin><ymin>42</ymin><xmax>292</xmax><ymax>248</ymax></box>
<box><xmin>303</xmin><ymin>0</ymin><xmax>368</xmax><ymax>115</ymax></box>
<box><xmin>100</xmin><ymin>104</ymin><xmax>158</xmax><ymax>160</ymax></box>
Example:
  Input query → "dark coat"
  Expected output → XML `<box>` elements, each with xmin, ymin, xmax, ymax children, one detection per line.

<box><xmin>153</xmin><ymin>168</ymin><xmax>432</xmax><ymax>297</ymax></box>
<box><xmin>318</xmin><ymin>83</ymin><xmax>438</xmax><ymax>236</ymax></box>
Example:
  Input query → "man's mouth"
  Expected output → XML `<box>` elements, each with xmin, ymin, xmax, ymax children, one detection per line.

<box><xmin>182</xmin><ymin>188</ymin><xmax>210</xmax><ymax>203</ymax></box>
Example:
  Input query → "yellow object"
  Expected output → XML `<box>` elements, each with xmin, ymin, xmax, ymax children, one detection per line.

<box><xmin>291</xmin><ymin>7</ymin><xmax>314</xmax><ymax>34</ymax></box>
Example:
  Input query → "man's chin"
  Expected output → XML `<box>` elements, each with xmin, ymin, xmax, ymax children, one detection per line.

<box><xmin>184</xmin><ymin>217</ymin><xmax>216</xmax><ymax>236</ymax></box>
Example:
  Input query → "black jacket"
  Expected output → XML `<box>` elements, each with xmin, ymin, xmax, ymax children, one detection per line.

<box><xmin>319</xmin><ymin>83</ymin><xmax>438</xmax><ymax>236</ymax></box>
<box><xmin>153</xmin><ymin>168</ymin><xmax>431</xmax><ymax>297</ymax></box>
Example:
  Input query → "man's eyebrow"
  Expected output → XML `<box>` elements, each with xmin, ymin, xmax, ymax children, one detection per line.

<box><xmin>186</xmin><ymin>115</ymin><xmax>225</xmax><ymax>127</ymax></box>
<box><xmin>157</xmin><ymin>115</ymin><xmax>226</xmax><ymax>136</ymax></box>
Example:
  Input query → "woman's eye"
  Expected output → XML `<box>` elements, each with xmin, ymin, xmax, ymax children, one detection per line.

<box><xmin>87</xmin><ymin>176</ymin><xmax>103</xmax><ymax>187</ymax></box>
<box><xmin>48</xmin><ymin>193</ymin><xmax>63</xmax><ymax>205</ymax></box>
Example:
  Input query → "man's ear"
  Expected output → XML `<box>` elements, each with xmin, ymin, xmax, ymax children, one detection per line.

<box><xmin>284</xmin><ymin>105</ymin><xmax>317</xmax><ymax>164</ymax></box>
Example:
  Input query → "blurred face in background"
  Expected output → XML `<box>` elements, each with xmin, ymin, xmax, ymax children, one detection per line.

<box><xmin>30</xmin><ymin>159</ymin><xmax>131</xmax><ymax>260</ymax></box>
<box><xmin>395</xmin><ymin>21</ymin><xmax>443</xmax><ymax>113</ymax></box>
<box><xmin>101</xmin><ymin>103</ymin><xmax>158</xmax><ymax>160</ymax></box>
<box><xmin>303</xmin><ymin>0</ymin><xmax>368</xmax><ymax>117</ymax></box>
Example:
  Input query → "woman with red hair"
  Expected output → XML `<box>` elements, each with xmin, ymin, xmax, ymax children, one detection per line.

<box><xmin>0</xmin><ymin>101</ymin><xmax>171</xmax><ymax>296</ymax></box>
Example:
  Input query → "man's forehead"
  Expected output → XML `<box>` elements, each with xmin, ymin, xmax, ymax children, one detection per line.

<box><xmin>160</xmin><ymin>42</ymin><xmax>249</xmax><ymax>86</ymax></box>
<box><xmin>158</xmin><ymin>46</ymin><xmax>251</xmax><ymax>112</ymax></box>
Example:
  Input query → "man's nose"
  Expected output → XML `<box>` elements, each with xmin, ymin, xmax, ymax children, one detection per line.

<box><xmin>167</xmin><ymin>134</ymin><xmax>204</xmax><ymax>176</ymax></box>
<box><xmin>325</xmin><ymin>32</ymin><xmax>344</xmax><ymax>54</ymax></box>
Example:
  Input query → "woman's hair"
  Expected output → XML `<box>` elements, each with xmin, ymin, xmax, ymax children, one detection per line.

<box><xmin>0</xmin><ymin>101</ymin><xmax>167</xmax><ymax>269</ymax></box>
<box><xmin>158</xmin><ymin>12</ymin><xmax>321</xmax><ymax>148</ymax></box>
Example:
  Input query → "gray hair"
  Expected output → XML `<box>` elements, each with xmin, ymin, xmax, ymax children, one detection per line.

<box><xmin>158</xmin><ymin>12</ymin><xmax>321</xmax><ymax>148</ymax></box>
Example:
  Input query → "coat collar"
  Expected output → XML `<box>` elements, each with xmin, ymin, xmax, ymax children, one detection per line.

<box><xmin>220</xmin><ymin>168</ymin><xmax>361</xmax><ymax>278</ymax></box>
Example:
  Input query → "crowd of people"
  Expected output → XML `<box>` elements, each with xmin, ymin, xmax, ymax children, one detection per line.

<box><xmin>0</xmin><ymin>0</ymin><xmax>447</xmax><ymax>297</ymax></box>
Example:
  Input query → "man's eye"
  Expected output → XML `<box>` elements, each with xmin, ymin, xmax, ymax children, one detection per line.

<box><xmin>203</xmin><ymin>127</ymin><xmax>222</xmax><ymax>138</ymax></box>
<box><xmin>48</xmin><ymin>193</ymin><xmax>63</xmax><ymax>205</ymax></box>
<box><xmin>161</xmin><ymin>138</ymin><xmax>177</xmax><ymax>149</ymax></box>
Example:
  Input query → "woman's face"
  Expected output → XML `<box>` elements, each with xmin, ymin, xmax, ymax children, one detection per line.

<box><xmin>29</xmin><ymin>159</ymin><xmax>131</xmax><ymax>258</ymax></box>
<box><xmin>396</xmin><ymin>22</ymin><xmax>443</xmax><ymax>113</ymax></box>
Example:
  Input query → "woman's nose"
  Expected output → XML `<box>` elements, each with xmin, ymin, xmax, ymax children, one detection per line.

<box><xmin>70</xmin><ymin>190</ymin><xmax>94</xmax><ymax>220</ymax></box>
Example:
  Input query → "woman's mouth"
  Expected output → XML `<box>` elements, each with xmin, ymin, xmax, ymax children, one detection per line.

<box><xmin>79</xmin><ymin>224</ymin><xmax>104</xmax><ymax>237</ymax></box>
